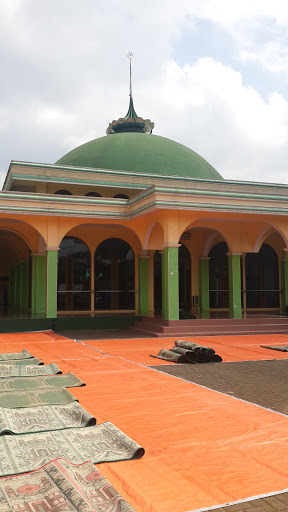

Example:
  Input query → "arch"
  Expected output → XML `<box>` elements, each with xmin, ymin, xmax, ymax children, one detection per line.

<box><xmin>144</xmin><ymin>222</ymin><xmax>164</xmax><ymax>251</ymax></box>
<box><xmin>57</xmin><ymin>236</ymin><xmax>91</xmax><ymax>312</ymax></box>
<box><xmin>54</xmin><ymin>189</ymin><xmax>72</xmax><ymax>195</ymax></box>
<box><xmin>246</xmin><ymin>243</ymin><xmax>279</xmax><ymax>309</ymax></box>
<box><xmin>94</xmin><ymin>238</ymin><xmax>135</xmax><ymax>311</ymax></box>
<box><xmin>254</xmin><ymin>225</ymin><xmax>287</xmax><ymax>255</ymax></box>
<box><xmin>85</xmin><ymin>192</ymin><xmax>102</xmax><ymax>197</ymax></box>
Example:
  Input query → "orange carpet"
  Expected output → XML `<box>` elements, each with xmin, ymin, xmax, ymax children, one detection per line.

<box><xmin>1</xmin><ymin>331</ymin><xmax>288</xmax><ymax>511</ymax></box>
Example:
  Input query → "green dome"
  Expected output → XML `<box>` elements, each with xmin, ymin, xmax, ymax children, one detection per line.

<box><xmin>56</xmin><ymin>133</ymin><xmax>223</xmax><ymax>180</ymax></box>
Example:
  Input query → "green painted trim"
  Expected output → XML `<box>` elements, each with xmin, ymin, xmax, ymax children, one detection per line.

<box><xmin>139</xmin><ymin>257</ymin><xmax>149</xmax><ymax>316</ymax></box>
<box><xmin>11</xmin><ymin>174</ymin><xmax>146</xmax><ymax>190</ymax></box>
<box><xmin>46</xmin><ymin>250</ymin><xmax>58</xmax><ymax>318</ymax></box>
<box><xmin>228</xmin><ymin>254</ymin><xmax>242</xmax><ymax>318</ymax></box>
<box><xmin>162</xmin><ymin>247</ymin><xmax>179</xmax><ymax>320</ymax></box>
<box><xmin>31</xmin><ymin>255</ymin><xmax>46</xmax><ymax>316</ymax></box>
<box><xmin>199</xmin><ymin>259</ymin><xmax>209</xmax><ymax>315</ymax></box>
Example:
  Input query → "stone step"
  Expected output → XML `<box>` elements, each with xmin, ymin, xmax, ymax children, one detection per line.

<box><xmin>131</xmin><ymin>326</ymin><xmax>288</xmax><ymax>337</ymax></box>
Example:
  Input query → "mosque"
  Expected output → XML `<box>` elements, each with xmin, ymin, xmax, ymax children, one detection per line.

<box><xmin>1</xmin><ymin>57</ymin><xmax>288</xmax><ymax>330</ymax></box>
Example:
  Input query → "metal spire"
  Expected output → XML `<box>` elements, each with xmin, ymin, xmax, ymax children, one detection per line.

<box><xmin>125</xmin><ymin>50</ymin><xmax>138</xmax><ymax>119</ymax></box>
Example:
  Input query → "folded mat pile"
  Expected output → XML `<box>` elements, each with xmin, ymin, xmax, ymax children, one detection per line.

<box><xmin>151</xmin><ymin>339</ymin><xmax>222</xmax><ymax>363</ymax></box>
<box><xmin>0</xmin><ymin>458</ymin><xmax>136</xmax><ymax>511</ymax></box>
<box><xmin>261</xmin><ymin>345</ymin><xmax>288</xmax><ymax>352</ymax></box>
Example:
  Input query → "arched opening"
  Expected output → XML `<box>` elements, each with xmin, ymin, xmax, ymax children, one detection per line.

<box><xmin>85</xmin><ymin>192</ymin><xmax>102</xmax><ymax>197</ymax></box>
<box><xmin>246</xmin><ymin>243</ymin><xmax>279</xmax><ymax>309</ymax></box>
<box><xmin>57</xmin><ymin>237</ymin><xmax>91</xmax><ymax>311</ymax></box>
<box><xmin>54</xmin><ymin>189</ymin><xmax>72</xmax><ymax>195</ymax></box>
<box><xmin>94</xmin><ymin>238</ymin><xmax>135</xmax><ymax>310</ymax></box>
<box><xmin>113</xmin><ymin>194</ymin><xmax>129</xmax><ymax>199</ymax></box>
<box><xmin>209</xmin><ymin>242</ymin><xmax>229</xmax><ymax>309</ymax></box>
<box><xmin>179</xmin><ymin>244</ymin><xmax>191</xmax><ymax>313</ymax></box>
<box><xmin>0</xmin><ymin>231</ymin><xmax>31</xmax><ymax>317</ymax></box>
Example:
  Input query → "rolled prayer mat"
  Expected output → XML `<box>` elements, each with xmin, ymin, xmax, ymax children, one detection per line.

<box><xmin>207</xmin><ymin>354</ymin><xmax>222</xmax><ymax>362</ymax></box>
<box><xmin>150</xmin><ymin>349</ymin><xmax>187</xmax><ymax>363</ymax></box>
<box><xmin>169</xmin><ymin>347</ymin><xmax>198</xmax><ymax>363</ymax></box>
<box><xmin>175</xmin><ymin>339</ymin><xmax>215</xmax><ymax>357</ymax></box>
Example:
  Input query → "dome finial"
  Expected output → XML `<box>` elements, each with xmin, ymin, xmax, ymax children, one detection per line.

<box><xmin>106</xmin><ymin>52</ymin><xmax>154</xmax><ymax>135</ymax></box>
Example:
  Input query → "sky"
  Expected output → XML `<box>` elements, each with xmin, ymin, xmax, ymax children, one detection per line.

<box><xmin>1</xmin><ymin>0</ymin><xmax>288</xmax><ymax>186</ymax></box>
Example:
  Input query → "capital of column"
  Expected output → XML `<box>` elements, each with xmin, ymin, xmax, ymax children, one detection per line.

<box><xmin>31</xmin><ymin>252</ymin><xmax>46</xmax><ymax>257</ymax></box>
<box><xmin>161</xmin><ymin>243</ymin><xmax>182</xmax><ymax>248</ymax></box>
<box><xmin>46</xmin><ymin>247</ymin><xmax>59</xmax><ymax>252</ymax></box>
<box><xmin>226</xmin><ymin>252</ymin><xmax>243</xmax><ymax>256</ymax></box>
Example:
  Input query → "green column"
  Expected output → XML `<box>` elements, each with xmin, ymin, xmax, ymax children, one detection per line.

<box><xmin>8</xmin><ymin>267</ymin><xmax>16</xmax><ymax>312</ymax></box>
<box><xmin>15</xmin><ymin>264</ymin><xmax>22</xmax><ymax>312</ymax></box>
<box><xmin>46</xmin><ymin>249</ymin><xmax>58</xmax><ymax>318</ymax></box>
<box><xmin>199</xmin><ymin>258</ymin><xmax>210</xmax><ymax>317</ymax></box>
<box><xmin>162</xmin><ymin>246</ymin><xmax>179</xmax><ymax>320</ymax></box>
<box><xmin>139</xmin><ymin>256</ymin><xmax>149</xmax><ymax>316</ymax></box>
<box><xmin>228</xmin><ymin>253</ymin><xmax>242</xmax><ymax>318</ymax></box>
<box><xmin>31</xmin><ymin>254</ymin><xmax>47</xmax><ymax>317</ymax></box>
<box><xmin>19</xmin><ymin>262</ymin><xmax>29</xmax><ymax>313</ymax></box>
<box><xmin>281</xmin><ymin>253</ymin><xmax>288</xmax><ymax>314</ymax></box>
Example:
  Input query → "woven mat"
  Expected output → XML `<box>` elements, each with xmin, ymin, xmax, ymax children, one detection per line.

<box><xmin>0</xmin><ymin>402</ymin><xmax>95</xmax><ymax>434</ymax></box>
<box><xmin>261</xmin><ymin>345</ymin><xmax>288</xmax><ymax>352</ymax></box>
<box><xmin>0</xmin><ymin>388</ymin><xmax>77</xmax><ymax>408</ymax></box>
<box><xmin>0</xmin><ymin>422</ymin><xmax>144</xmax><ymax>476</ymax></box>
<box><xmin>0</xmin><ymin>350</ymin><xmax>33</xmax><ymax>361</ymax></box>
<box><xmin>0</xmin><ymin>373</ymin><xmax>85</xmax><ymax>392</ymax></box>
<box><xmin>0</xmin><ymin>363</ymin><xmax>61</xmax><ymax>378</ymax></box>
<box><xmin>0</xmin><ymin>458</ymin><xmax>136</xmax><ymax>511</ymax></box>
<box><xmin>0</xmin><ymin>358</ymin><xmax>43</xmax><ymax>366</ymax></box>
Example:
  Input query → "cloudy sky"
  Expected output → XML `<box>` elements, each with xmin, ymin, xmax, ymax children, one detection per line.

<box><xmin>1</xmin><ymin>0</ymin><xmax>288</xmax><ymax>186</ymax></box>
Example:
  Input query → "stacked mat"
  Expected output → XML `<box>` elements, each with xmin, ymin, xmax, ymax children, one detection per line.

<box><xmin>0</xmin><ymin>347</ymin><xmax>142</xmax><ymax>511</ymax></box>
<box><xmin>151</xmin><ymin>339</ymin><xmax>222</xmax><ymax>363</ymax></box>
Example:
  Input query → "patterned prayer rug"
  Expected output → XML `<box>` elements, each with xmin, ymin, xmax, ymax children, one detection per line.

<box><xmin>0</xmin><ymin>458</ymin><xmax>135</xmax><ymax>511</ymax></box>
<box><xmin>0</xmin><ymin>350</ymin><xmax>33</xmax><ymax>361</ymax></box>
<box><xmin>0</xmin><ymin>388</ymin><xmax>77</xmax><ymax>409</ymax></box>
<box><xmin>0</xmin><ymin>358</ymin><xmax>43</xmax><ymax>366</ymax></box>
<box><xmin>261</xmin><ymin>345</ymin><xmax>288</xmax><ymax>352</ymax></box>
<box><xmin>0</xmin><ymin>402</ymin><xmax>96</xmax><ymax>434</ymax></box>
<box><xmin>0</xmin><ymin>422</ymin><xmax>145</xmax><ymax>476</ymax></box>
<box><xmin>0</xmin><ymin>363</ymin><xmax>61</xmax><ymax>378</ymax></box>
<box><xmin>0</xmin><ymin>373</ymin><xmax>85</xmax><ymax>391</ymax></box>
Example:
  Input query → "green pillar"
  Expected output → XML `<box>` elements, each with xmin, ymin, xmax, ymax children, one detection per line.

<box><xmin>228</xmin><ymin>253</ymin><xmax>242</xmax><ymax>318</ymax></box>
<box><xmin>199</xmin><ymin>258</ymin><xmax>210</xmax><ymax>317</ymax></box>
<box><xmin>281</xmin><ymin>253</ymin><xmax>288</xmax><ymax>314</ymax></box>
<box><xmin>162</xmin><ymin>246</ymin><xmax>179</xmax><ymax>320</ymax></box>
<box><xmin>46</xmin><ymin>249</ymin><xmax>58</xmax><ymax>318</ymax></box>
<box><xmin>15</xmin><ymin>264</ymin><xmax>22</xmax><ymax>312</ymax></box>
<box><xmin>139</xmin><ymin>256</ymin><xmax>149</xmax><ymax>316</ymax></box>
<box><xmin>8</xmin><ymin>267</ymin><xmax>16</xmax><ymax>312</ymax></box>
<box><xmin>19</xmin><ymin>262</ymin><xmax>29</xmax><ymax>313</ymax></box>
<box><xmin>31</xmin><ymin>254</ymin><xmax>47</xmax><ymax>317</ymax></box>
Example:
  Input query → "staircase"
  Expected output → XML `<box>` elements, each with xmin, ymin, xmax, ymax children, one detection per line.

<box><xmin>131</xmin><ymin>316</ymin><xmax>288</xmax><ymax>337</ymax></box>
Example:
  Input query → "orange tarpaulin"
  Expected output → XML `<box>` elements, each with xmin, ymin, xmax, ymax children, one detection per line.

<box><xmin>1</xmin><ymin>331</ymin><xmax>288</xmax><ymax>511</ymax></box>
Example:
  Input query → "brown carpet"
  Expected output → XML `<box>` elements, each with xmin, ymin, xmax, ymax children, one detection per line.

<box><xmin>150</xmin><ymin>359</ymin><xmax>288</xmax><ymax>415</ymax></box>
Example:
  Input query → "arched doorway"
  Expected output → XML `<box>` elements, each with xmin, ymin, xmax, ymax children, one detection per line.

<box><xmin>179</xmin><ymin>244</ymin><xmax>191</xmax><ymax>312</ymax></box>
<box><xmin>0</xmin><ymin>231</ymin><xmax>31</xmax><ymax>317</ymax></box>
<box><xmin>94</xmin><ymin>238</ymin><xmax>135</xmax><ymax>310</ymax></box>
<box><xmin>245</xmin><ymin>243</ymin><xmax>279</xmax><ymax>308</ymax></box>
<box><xmin>209</xmin><ymin>242</ymin><xmax>229</xmax><ymax>309</ymax></box>
<box><xmin>57</xmin><ymin>237</ymin><xmax>91</xmax><ymax>311</ymax></box>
